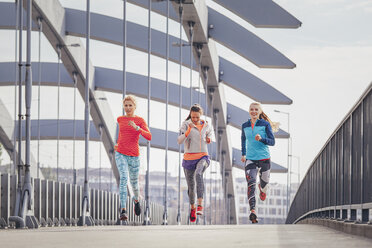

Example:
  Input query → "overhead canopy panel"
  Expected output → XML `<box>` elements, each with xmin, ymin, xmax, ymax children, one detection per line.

<box><xmin>65</xmin><ymin>8</ymin><xmax>197</xmax><ymax>69</ymax></box>
<box><xmin>219</xmin><ymin>58</ymin><xmax>292</xmax><ymax>104</ymax></box>
<box><xmin>129</xmin><ymin>0</ymin><xmax>179</xmax><ymax>20</ymax></box>
<box><xmin>208</xmin><ymin>8</ymin><xmax>295</xmax><ymax>68</ymax></box>
<box><xmin>18</xmin><ymin>119</ymin><xmax>101</xmax><ymax>141</ymax></box>
<box><xmin>134</xmin><ymin>0</ymin><xmax>301</xmax><ymax>29</ymax></box>
<box><xmin>213</xmin><ymin>0</ymin><xmax>301</xmax><ymax>28</ymax></box>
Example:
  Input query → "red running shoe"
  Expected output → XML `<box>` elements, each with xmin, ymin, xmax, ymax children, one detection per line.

<box><xmin>196</xmin><ymin>205</ymin><xmax>203</xmax><ymax>215</ymax></box>
<box><xmin>258</xmin><ymin>184</ymin><xmax>266</xmax><ymax>201</ymax></box>
<box><xmin>190</xmin><ymin>208</ymin><xmax>197</xmax><ymax>222</ymax></box>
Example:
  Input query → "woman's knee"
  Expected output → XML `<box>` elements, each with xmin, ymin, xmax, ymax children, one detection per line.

<box><xmin>130</xmin><ymin>178</ymin><xmax>138</xmax><ymax>188</ymax></box>
<box><xmin>261</xmin><ymin>170</ymin><xmax>270</xmax><ymax>183</ymax></box>
<box><xmin>195</xmin><ymin>172</ymin><xmax>203</xmax><ymax>181</ymax></box>
<box><xmin>245</xmin><ymin>169</ymin><xmax>257</xmax><ymax>183</ymax></box>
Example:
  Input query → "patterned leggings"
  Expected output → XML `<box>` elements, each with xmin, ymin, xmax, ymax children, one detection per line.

<box><xmin>115</xmin><ymin>151</ymin><xmax>140</xmax><ymax>209</ymax></box>
<box><xmin>184</xmin><ymin>159</ymin><xmax>209</xmax><ymax>205</ymax></box>
<box><xmin>245</xmin><ymin>159</ymin><xmax>271</xmax><ymax>211</ymax></box>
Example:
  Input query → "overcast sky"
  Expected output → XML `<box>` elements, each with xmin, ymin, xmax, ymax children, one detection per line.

<box><xmin>1</xmin><ymin>0</ymin><xmax>372</xmax><ymax>186</ymax></box>
<box><xmin>232</xmin><ymin>0</ymin><xmax>372</xmax><ymax>183</ymax></box>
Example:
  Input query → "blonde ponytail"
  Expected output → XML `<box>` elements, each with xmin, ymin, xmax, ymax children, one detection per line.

<box><xmin>259</xmin><ymin>112</ymin><xmax>279</xmax><ymax>133</ymax></box>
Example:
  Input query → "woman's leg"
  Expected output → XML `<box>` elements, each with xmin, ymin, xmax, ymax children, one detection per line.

<box><xmin>245</xmin><ymin>161</ymin><xmax>258</xmax><ymax>211</ymax></box>
<box><xmin>115</xmin><ymin>152</ymin><xmax>129</xmax><ymax>210</ymax></box>
<box><xmin>195</xmin><ymin>159</ymin><xmax>208</xmax><ymax>204</ymax></box>
<box><xmin>183</xmin><ymin>168</ymin><xmax>196</xmax><ymax>206</ymax></box>
<box><xmin>127</xmin><ymin>156</ymin><xmax>140</xmax><ymax>202</ymax></box>
<box><xmin>258</xmin><ymin>159</ymin><xmax>271</xmax><ymax>193</ymax></box>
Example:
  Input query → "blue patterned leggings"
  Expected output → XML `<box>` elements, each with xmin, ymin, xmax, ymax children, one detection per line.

<box><xmin>115</xmin><ymin>151</ymin><xmax>140</xmax><ymax>209</ymax></box>
<box><xmin>245</xmin><ymin>159</ymin><xmax>271</xmax><ymax>211</ymax></box>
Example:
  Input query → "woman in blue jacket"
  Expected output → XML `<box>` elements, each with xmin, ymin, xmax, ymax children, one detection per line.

<box><xmin>241</xmin><ymin>102</ymin><xmax>278</xmax><ymax>223</ymax></box>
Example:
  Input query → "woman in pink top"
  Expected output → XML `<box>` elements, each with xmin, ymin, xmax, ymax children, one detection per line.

<box><xmin>115</xmin><ymin>95</ymin><xmax>152</xmax><ymax>221</ymax></box>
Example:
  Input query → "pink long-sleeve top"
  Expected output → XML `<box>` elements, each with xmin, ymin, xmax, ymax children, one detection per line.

<box><xmin>116</xmin><ymin>116</ymin><xmax>152</xmax><ymax>157</ymax></box>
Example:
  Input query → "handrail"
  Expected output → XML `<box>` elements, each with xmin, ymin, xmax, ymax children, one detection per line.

<box><xmin>287</xmin><ymin>81</ymin><xmax>372</xmax><ymax>224</ymax></box>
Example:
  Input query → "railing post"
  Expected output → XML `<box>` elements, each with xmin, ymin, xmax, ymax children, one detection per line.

<box><xmin>94</xmin><ymin>189</ymin><xmax>99</xmax><ymax>224</ymax></box>
<box><xmin>1</xmin><ymin>174</ymin><xmax>11</xmax><ymax>227</ymax></box>
<box><xmin>77</xmin><ymin>185</ymin><xmax>82</xmax><ymax>221</ymax></box>
<box><xmin>47</xmin><ymin>181</ymin><xmax>54</xmax><ymax>226</ymax></box>
<box><xmin>90</xmin><ymin>188</ymin><xmax>95</xmax><ymax>225</ymax></box>
<box><xmin>61</xmin><ymin>182</ymin><xmax>66</xmax><ymax>226</ymax></box>
<box><xmin>54</xmin><ymin>181</ymin><xmax>61</xmax><ymax>226</ymax></box>
<box><xmin>66</xmin><ymin>183</ymin><xmax>72</xmax><ymax>225</ymax></box>
<box><xmin>34</xmin><ymin>178</ymin><xmax>41</xmax><ymax>223</ymax></box>
<box><xmin>348</xmin><ymin>116</ymin><xmax>353</xmax><ymax>221</ymax></box>
<box><xmin>72</xmin><ymin>184</ymin><xmax>77</xmax><ymax>224</ymax></box>
<box><xmin>108</xmin><ymin>192</ymin><xmax>112</xmax><ymax>225</ymax></box>
<box><xmin>360</xmin><ymin>101</ymin><xmax>369</xmax><ymax>223</ymax></box>
<box><xmin>40</xmin><ymin>180</ymin><xmax>48</xmax><ymax>226</ymax></box>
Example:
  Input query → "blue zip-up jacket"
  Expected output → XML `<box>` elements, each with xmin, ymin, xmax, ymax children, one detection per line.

<box><xmin>241</xmin><ymin>119</ymin><xmax>275</xmax><ymax>160</ymax></box>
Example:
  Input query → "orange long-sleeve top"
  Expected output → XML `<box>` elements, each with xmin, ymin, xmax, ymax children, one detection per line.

<box><xmin>116</xmin><ymin>116</ymin><xmax>152</xmax><ymax>157</ymax></box>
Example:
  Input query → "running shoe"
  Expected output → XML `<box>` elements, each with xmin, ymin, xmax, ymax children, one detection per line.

<box><xmin>249</xmin><ymin>210</ymin><xmax>258</xmax><ymax>224</ymax></box>
<box><xmin>258</xmin><ymin>184</ymin><xmax>266</xmax><ymax>201</ymax></box>
<box><xmin>120</xmin><ymin>209</ymin><xmax>128</xmax><ymax>221</ymax></box>
<box><xmin>190</xmin><ymin>208</ymin><xmax>197</xmax><ymax>222</ymax></box>
<box><xmin>134</xmin><ymin>201</ymin><xmax>141</xmax><ymax>216</ymax></box>
<box><xmin>196</xmin><ymin>205</ymin><xmax>203</xmax><ymax>215</ymax></box>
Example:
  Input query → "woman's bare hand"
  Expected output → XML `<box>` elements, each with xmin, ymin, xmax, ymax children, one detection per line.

<box><xmin>128</xmin><ymin>120</ymin><xmax>138</xmax><ymax>130</ymax></box>
<box><xmin>241</xmin><ymin>155</ymin><xmax>246</xmax><ymax>163</ymax></box>
<box><xmin>188</xmin><ymin>123</ymin><xmax>195</xmax><ymax>129</ymax></box>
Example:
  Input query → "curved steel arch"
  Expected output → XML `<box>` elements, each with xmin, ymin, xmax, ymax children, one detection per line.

<box><xmin>0</xmin><ymin>98</ymin><xmax>42</xmax><ymax>178</ymax></box>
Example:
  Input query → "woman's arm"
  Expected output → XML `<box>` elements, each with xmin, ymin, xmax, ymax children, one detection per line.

<box><xmin>241</xmin><ymin>125</ymin><xmax>247</xmax><ymax>156</ymax></box>
<box><xmin>205</xmin><ymin>123</ymin><xmax>212</xmax><ymax>144</ymax></box>
<box><xmin>260</xmin><ymin>123</ymin><xmax>275</xmax><ymax>146</ymax></box>
<box><xmin>177</xmin><ymin>122</ymin><xmax>189</xmax><ymax>144</ymax></box>
<box><xmin>138</xmin><ymin>120</ymin><xmax>152</xmax><ymax>141</ymax></box>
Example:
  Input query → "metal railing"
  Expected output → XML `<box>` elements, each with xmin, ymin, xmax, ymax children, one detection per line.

<box><xmin>0</xmin><ymin>173</ymin><xmax>188</xmax><ymax>228</ymax></box>
<box><xmin>287</xmin><ymin>82</ymin><xmax>372</xmax><ymax>224</ymax></box>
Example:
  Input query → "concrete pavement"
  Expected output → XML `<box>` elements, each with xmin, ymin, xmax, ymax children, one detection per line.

<box><xmin>1</xmin><ymin>224</ymin><xmax>371</xmax><ymax>248</ymax></box>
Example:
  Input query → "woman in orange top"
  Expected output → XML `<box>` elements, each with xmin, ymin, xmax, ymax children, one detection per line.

<box><xmin>115</xmin><ymin>95</ymin><xmax>152</xmax><ymax>221</ymax></box>
<box><xmin>177</xmin><ymin>104</ymin><xmax>212</xmax><ymax>222</ymax></box>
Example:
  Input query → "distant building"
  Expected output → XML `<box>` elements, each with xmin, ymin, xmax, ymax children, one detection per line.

<box><xmin>235</xmin><ymin>177</ymin><xmax>288</xmax><ymax>224</ymax></box>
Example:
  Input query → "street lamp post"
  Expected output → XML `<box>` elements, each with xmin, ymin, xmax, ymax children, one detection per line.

<box><xmin>289</xmin><ymin>155</ymin><xmax>300</xmax><ymax>188</ymax></box>
<box><xmin>274</xmin><ymin>109</ymin><xmax>291</xmax><ymax>215</ymax></box>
